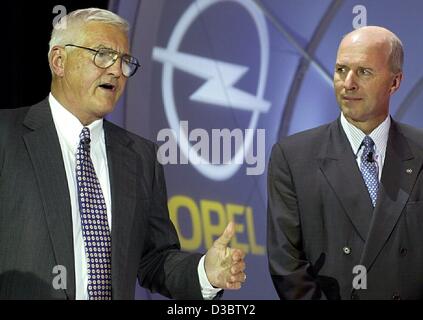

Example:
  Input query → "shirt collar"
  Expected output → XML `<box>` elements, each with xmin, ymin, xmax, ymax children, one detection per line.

<box><xmin>49</xmin><ymin>92</ymin><xmax>104</xmax><ymax>152</ymax></box>
<box><xmin>340</xmin><ymin>112</ymin><xmax>391</xmax><ymax>156</ymax></box>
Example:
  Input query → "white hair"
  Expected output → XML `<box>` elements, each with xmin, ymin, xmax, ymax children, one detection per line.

<box><xmin>48</xmin><ymin>8</ymin><xmax>129</xmax><ymax>57</ymax></box>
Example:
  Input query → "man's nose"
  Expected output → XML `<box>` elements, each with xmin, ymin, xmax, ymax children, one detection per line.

<box><xmin>106</xmin><ymin>58</ymin><xmax>123</xmax><ymax>77</ymax></box>
<box><xmin>344</xmin><ymin>70</ymin><xmax>358</xmax><ymax>91</ymax></box>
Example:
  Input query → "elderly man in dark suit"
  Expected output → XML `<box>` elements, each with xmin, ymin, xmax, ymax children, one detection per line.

<box><xmin>267</xmin><ymin>26</ymin><xmax>423</xmax><ymax>300</ymax></box>
<box><xmin>0</xmin><ymin>8</ymin><xmax>246</xmax><ymax>300</ymax></box>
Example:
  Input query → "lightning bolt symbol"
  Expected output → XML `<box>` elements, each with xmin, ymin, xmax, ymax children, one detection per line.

<box><xmin>153</xmin><ymin>47</ymin><xmax>270</xmax><ymax>113</ymax></box>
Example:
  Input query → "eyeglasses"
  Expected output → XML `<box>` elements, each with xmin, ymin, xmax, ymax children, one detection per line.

<box><xmin>65</xmin><ymin>44</ymin><xmax>140</xmax><ymax>77</ymax></box>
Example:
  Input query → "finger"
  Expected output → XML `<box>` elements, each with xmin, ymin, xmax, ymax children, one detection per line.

<box><xmin>230</xmin><ymin>261</ymin><xmax>246</xmax><ymax>274</ymax></box>
<box><xmin>225</xmin><ymin>281</ymin><xmax>242</xmax><ymax>290</ymax></box>
<box><xmin>231</xmin><ymin>248</ymin><xmax>245</xmax><ymax>262</ymax></box>
<box><xmin>213</xmin><ymin>221</ymin><xmax>235</xmax><ymax>249</ymax></box>
<box><xmin>229</xmin><ymin>272</ymin><xmax>247</xmax><ymax>283</ymax></box>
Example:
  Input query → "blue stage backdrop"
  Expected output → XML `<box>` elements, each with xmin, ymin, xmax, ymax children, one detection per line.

<box><xmin>106</xmin><ymin>0</ymin><xmax>423</xmax><ymax>299</ymax></box>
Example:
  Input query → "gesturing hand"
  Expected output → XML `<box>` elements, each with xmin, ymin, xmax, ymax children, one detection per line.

<box><xmin>204</xmin><ymin>222</ymin><xmax>246</xmax><ymax>289</ymax></box>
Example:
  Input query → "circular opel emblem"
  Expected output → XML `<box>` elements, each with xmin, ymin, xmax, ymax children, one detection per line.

<box><xmin>153</xmin><ymin>0</ymin><xmax>270</xmax><ymax>180</ymax></box>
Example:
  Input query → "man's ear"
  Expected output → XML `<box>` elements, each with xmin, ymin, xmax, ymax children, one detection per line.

<box><xmin>390</xmin><ymin>72</ymin><xmax>403</xmax><ymax>95</ymax></box>
<box><xmin>50</xmin><ymin>46</ymin><xmax>66</xmax><ymax>77</ymax></box>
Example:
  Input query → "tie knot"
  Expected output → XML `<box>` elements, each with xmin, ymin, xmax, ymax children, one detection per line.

<box><xmin>362</xmin><ymin>136</ymin><xmax>374</xmax><ymax>149</ymax></box>
<box><xmin>80</xmin><ymin>127</ymin><xmax>91</xmax><ymax>147</ymax></box>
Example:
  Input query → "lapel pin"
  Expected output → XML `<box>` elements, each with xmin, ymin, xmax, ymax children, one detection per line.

<box><xmin>406</xmin><ymin>168</ymin><xmax>413</xmax><ymax>174</ymax></box>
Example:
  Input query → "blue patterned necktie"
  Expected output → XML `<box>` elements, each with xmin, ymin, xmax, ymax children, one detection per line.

<box><xmin>76</xmin><ymin>127</ymin><xmax>112</xmax><ymax>300</ymax></box>
<box><xmin>360</xmin><ymin>136</ymin><xmax>379</xmax><ymax>207</ymax></box>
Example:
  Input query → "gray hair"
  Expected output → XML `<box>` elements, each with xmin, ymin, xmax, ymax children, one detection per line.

<box><xmin>48</xmin><ymin>8</ymin><xmax>129</xmax><ymax>57</ymax></box>
<box><xmin>388</xmin><ymin>34</ymin><xmax>404</xmax><ymax>74</ymax></box>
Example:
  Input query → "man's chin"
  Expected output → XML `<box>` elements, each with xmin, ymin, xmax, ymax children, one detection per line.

<box><xmin>341</xmin><ymin>108</ymin><xmax>367</xmax><ymax>124</ymax></box>
<box><xmin>341</xmin><ymin>104</ymin><xmax>363</xmax><ymax>117</ymax></box>
<box><xmin>92</xmin><ymin>103</ymin><xmax>117</xmax><ymax>119</ymax></box>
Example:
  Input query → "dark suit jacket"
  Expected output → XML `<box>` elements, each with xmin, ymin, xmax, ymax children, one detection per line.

<box><xmin>0</xmin><ymin>99</ymin><xmax>204</xmax><ymax>299</ymax></box>
<box><xmin>267</xmin><ymin>118</ymin><xmax>423</xmax><ymax>300</ymax></box>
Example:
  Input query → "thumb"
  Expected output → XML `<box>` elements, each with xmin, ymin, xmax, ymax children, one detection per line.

<box><xmin>214</xmin><ymin>221</ymin><xmax>235</xmax><ymax>249</ymax></box>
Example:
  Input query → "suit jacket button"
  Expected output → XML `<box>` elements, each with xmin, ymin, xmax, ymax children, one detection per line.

<box><xmin>343</xmin><ymin>247</ymin><xmax>351</xmax><ymax>255</ymax></box>
<box><xmin>392</xmin><ymin>293</ymin><xmax>401</xmax><ymax>300</ymax></box>
<box><xmin>400</xmin><ymin>247</ymin><xmax>407</xmax><ymax>256</ymax></box>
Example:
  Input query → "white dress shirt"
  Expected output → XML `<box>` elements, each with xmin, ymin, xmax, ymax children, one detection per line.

<box><xmin>48</xmin><ymin>93</ymin><xmax>219</xmax><ymax>299</ymax></box>
<box><xmin>49</xmin><ymin>93</ymin><xmax>111</xmax><ymax>299</ymax></box>
<box><xmin>340</xmin><ymin>112</ymin><xmax>391</xmax><ymax>181</ymax></box>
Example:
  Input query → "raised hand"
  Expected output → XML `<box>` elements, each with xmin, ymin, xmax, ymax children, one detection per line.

<box><xmin>204</xmin><ymin>221</ymin><xmax>246</xmax><ymax>289</ymax></box>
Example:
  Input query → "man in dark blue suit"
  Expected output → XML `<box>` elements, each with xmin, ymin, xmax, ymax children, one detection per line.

<box><xmin>0</xmin><ymin>8</ymin><xmax>246</xmax><ymax>299</ymax></box>
<box><xmin>267</xmin><ymin>26</ymin><xmax>423</xmax><ymax>299</ymax></box>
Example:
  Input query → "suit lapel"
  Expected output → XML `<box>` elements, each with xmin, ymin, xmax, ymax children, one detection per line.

<box><xmin>104</xmin><ymin>121</ymin><xmax>137</xmax><ymax>299</ymax></box>
<box><xmin>318</xmin><ymin>119</ymin><xmax>373</xmax><ymax>241</ymax></box>
<box><xmin>360</xmin><ymin>121</ymin><xmax>423</xmax><ymax>271</ymax></box>
<box><xmin>22</xmin><ymin>99</ymin><xmax>76</xmax><ymax>299</ymax></box>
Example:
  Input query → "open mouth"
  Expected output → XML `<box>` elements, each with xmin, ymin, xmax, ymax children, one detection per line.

<box><xmin>98</xmin><ymin>83</ymin><xmax>116</xmax><ymax>92</ymax></box>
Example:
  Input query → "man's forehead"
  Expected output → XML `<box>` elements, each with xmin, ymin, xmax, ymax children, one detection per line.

<box><xmin>81</xmin><ymin>22</ymin><xmax>129</xmax><ymax>48</ymax></box>
<box><xmin>336</xmin><ymin>54</ymin><xmax>374</xmax><ymax>67</ymax></box>
<box><xmin>338</xmin><ymin>36</ymin><xmax>389</xmax><ymax>57</ymax></box>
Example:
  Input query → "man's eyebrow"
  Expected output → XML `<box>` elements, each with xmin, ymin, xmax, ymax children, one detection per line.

<box><xmin>93</xmin><ymin>44</ymin><xmax>131</xmax><ymax>55</ymax></box>
<box><xmin>335</xmin><ymin>63</ymin><xmax>373</xmax><ymax>70</ymax></box>
<box><xmin>93</xmin><ymin>44</ymin><xmax>111</xmax><ymax>50</ymax></box>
